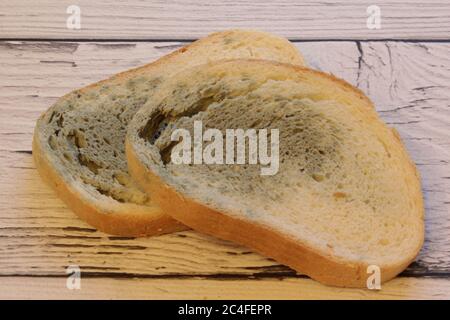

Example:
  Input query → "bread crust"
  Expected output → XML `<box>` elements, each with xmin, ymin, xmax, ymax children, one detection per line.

<box><xmin>31</xmin><ymin>41</ymin><xmax>194</xmax><ymax>236</ymax></box>
<box><xmin>33</xmin><ymin>133</ymin><xmax>186</xmax><ymax>236</ymax></box>
<box><xmin>127</xmin><ymin>140</ymin><xmax>420</xmax><ymax>287</ymax></box>
<box><xmin>33</xmin><ymin>30</ymin><xmax>304</xmax><ymax>236</ymax></box>
<box><xmin>126</xmin><ymin>59</ymin><xmax>424</xmax><ymax>287</ymax></box>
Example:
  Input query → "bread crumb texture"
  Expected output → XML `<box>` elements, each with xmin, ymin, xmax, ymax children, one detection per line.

<box><xmin>34</xmin><ymin>30</ymin><xmax>304</xmax><ymax>209</ymax></box>
<box><xmin>129</xmin><ymin>60</ymin><xmax>423</xmax><ymax>267</ymax></box>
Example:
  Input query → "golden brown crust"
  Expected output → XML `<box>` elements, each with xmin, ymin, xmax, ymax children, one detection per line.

<box><xmin>33</xmin><ymin>30</ymin><xmax>304</xmax><ymax>237</ymax></box>
<box><xmin>127</xmin><ymin>139</ymin><xmax>419</xmax><ymax>287</ymax></box>
<box><xmin>257</xmin><ymin>60</ymin><xmax>377</xmax><ymax>113</ymax></box>
<box><xmin>76</xmin><ymin>29</ymin><xmax>305</xmax><ymax>98</ymax></box>
<box><xmin>33</xmin><ymin>133</ymin><xmax>187</xmax><ymax>236</ymax></box>
<box><xmin>31</xmin><ymin>37</ymin><xmax>198</xmax><ymax>236</ymax></box>
<box><xmin>125</xmin><ymin>60</ymin><xmax>424</xmax><ymax>287</ymax></box>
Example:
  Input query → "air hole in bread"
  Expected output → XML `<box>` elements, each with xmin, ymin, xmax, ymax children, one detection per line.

<box><xmin>96</xmin><ymin>187</ymin><xmax>125</xmax><ymax>203</ymax></box>
<box><xmin>56</xmin><ymin>114</ymin><xmax>64</xmax><ymax>127</ymax></box>
<box><xmin>77</xmin><ymin>153</ymin><xmax>102</xmax><ymax>174</ymax></box>
<box><xmin>48</xmin><ymin>111</ymin><xmax>56</xmax><ymax>124</ymax></box>
<box><xmin>160</xmin><ymin>140</ymin><xmax>180</xmax><ymax>165</ymax></box>
<box><xmin>68</xmin><ymin>129</ymin><xmax>87</xmax><ymax>148</ymax></box>
<box><xmin>113</xmin><ymin>172</ymin><xmax>131</xmax><ymax>186</ymax></box>
<box><xmin>63</xmin><ymin>152</ymin><xmax>72</xmax><ymax>162</ymax></box>
<box><xmin>48</xmin><ymin>135</ymin><xmax>57</xmax><ymax>150</ymax></box>
<box><xmin>139</xmin><ymin>111</ymin><xmax>166</xmax><ymax>142</ymax></box>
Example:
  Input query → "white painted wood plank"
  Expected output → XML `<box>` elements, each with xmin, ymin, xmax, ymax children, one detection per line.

<box><xmin>0</xmin><ymin>41</ymin><xmax>449</xmax><ymax>278</ymax></box>
<box><xmin>0</xmin><ymin>41</ymin><xmax>358</xmax><ymax>277</ymax></box>
<box><xmin>355</xmin><ymin>42</ymin><xmax>450</xmax><ymax>274</ymax></box>
<box><xmin>1</xmin><ymin>276</ymin><xmax>449</xmax><ymax>299</ymax></box>
<box><xmin>1</xmin><ymin>0</ymin><xmax>450</xmax><ymax>40</ymax></box>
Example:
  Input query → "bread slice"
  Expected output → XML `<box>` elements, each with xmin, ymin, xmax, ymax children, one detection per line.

<box><xmin>126</xmin><ymin>59</ymin><xmax>424</xmax><ymax>287</ymax></box>
<box><xmin>33</xmin><ymin>30</ymin><xmax>305</xmax><ymax>236</ymax></box>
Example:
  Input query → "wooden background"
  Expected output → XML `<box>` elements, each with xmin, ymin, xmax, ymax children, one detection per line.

<box><xmin>0</xmin><ymin>0</ymin><xmax>449</xmax><ymax>299</ymax></box>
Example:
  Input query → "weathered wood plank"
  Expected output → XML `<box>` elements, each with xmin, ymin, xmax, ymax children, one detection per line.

<box><xmin>0</xmin><ymin>42</ymin><xmax>357</xmax><ymax>278</ymax></box>
<box><xmin>1</xmin><ymin>276</ymin><xmax>449</xmax><ymax>299</ymax></box>
<box><xmin>0</xmin><ymin>41</ymin><xmax>449</xmax><ymax>279</ymax></box>
<box><xmin>1</xmin><ymin>1</ymin><xmax>450</xmax><ymax>40</ymax></box>
<box><xmin>356</xmin><ymin>42</ymin><xmax>450</xmax><ymax>274</ymax></box>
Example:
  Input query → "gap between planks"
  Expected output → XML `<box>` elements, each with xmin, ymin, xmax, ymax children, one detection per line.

<box><xmin>0</xmin><ymin>41</ymin><xmax>449</xmax><ymax>279</ymax></box>
<box><xmin>1</xmin><ymin>0</ymin><xmax>450</xmax><ymax>40</ymax></box>
<box><xmin>1</xmin><ymin>39</ymin><xmax>450</xmax><ymax>43</ymax></box>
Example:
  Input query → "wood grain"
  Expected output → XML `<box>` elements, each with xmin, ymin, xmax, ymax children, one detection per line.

<box><xmin>0</xmin><ymin>41</ymin><xmax>449</xmax><ymax>283</ymax></box>
<box><xmin>1</xmin><ymin>276</ymin><xmax>449</xmax><ymax>299</ymax></box>
<box><xmin>356</xmin><ymin>42</ymin><xmax>450</xmax><ymax>275</ymax></box>
<box><xmin>1</xmin><ymin>1</ymin><xmax>450</xmax><ymax>40</ymax></box>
